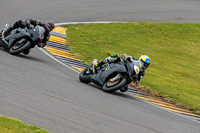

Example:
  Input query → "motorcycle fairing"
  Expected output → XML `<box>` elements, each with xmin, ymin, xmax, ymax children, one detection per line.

<box><xmin>4</xmin><ymin>25</ymin><xmax>45</xmax><ymax>49</ymax></box>
<box><xmin>0</xmin><ymin>37</ymin><xmax>9</xmax><ymax>50</ymax></box>
<box><xmin>89</xmin><ymin>63</ymin><xmax>127</xmax><ymax>87</ymax></box>
<box><xmin>6</xmin><ymin>28</ymin><xmax>30</xmax><ymax>48</ymax></box>
<box><xmin>30</xmin><ymin>25</ymin><xmax>45</xmax><ymax>42</ymax></box>
<box><xmin>125</xmin><ymin>62</ymin><xmax>136</xmax><ymax>81</ymax></box>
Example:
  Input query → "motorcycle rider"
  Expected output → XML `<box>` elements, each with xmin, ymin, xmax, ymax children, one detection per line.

<box><xmin>1</xmin><ymin>19</ymin><xmax>55</xmax><ymax>54</ymax></box>
<box><xmin>92</xmin><ymin>54</ymin><xmax>151</xmax><ymax>92</ymax></box>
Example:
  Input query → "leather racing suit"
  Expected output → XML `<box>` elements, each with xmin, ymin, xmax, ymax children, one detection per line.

<box><xmin>3</xmin><ymin>19</ymin><xmax>50</xmax><ymax>47</ymax></box>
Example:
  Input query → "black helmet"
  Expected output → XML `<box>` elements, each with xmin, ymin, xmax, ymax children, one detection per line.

<box><xmin>44</xmin><ymin>20</ymin><xmax>55</xmax><ymax>32</ymax></box>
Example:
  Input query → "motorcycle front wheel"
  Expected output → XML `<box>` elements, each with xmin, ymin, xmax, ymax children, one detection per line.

<box><xmin>9</xmin><ymin>39</ymin><xmax>31</xmax><ymax>55</ymax></box>
<box><xmin>79</xmin><ymin>67</ymin><xmax>92</xmax><ymax>83</ymax></box>
<box><xmin>102</xmin><ymin>77</ymin><xmax>127</xmax><ymax>93</ymax></box>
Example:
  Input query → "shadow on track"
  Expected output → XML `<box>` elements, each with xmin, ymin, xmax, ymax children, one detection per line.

<box><xmin>0</xmin><ymin>47</ymin><xmax>44</xmax><ymax>62</ymax></box>
<box><xmin>15</xmin><ymin>54</ymin><xmax>45</xmax><ymax>62</ymax></box>
<box><xmin>78</xmin><ymin>81</ymin><xmax>138</xmax><ymax>101</ymax></box>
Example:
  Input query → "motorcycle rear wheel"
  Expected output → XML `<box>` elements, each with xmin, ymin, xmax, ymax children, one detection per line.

<box><xmin>79</xmin><ymin>67</ymin><xmax>92</xmax><ymax>83</ymax></box>
<box><xmin>102</xmin><ymin>77</ymin><xmax>127</xmax><ymax>93</ymax></box>
<box><xmin>9</xmin><ymin>39</ymin><xmax>31</xmax><ymax>55</ymax></box>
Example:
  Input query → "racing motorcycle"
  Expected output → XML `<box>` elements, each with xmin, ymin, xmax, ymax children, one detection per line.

<box><xmin>0</xmin><ymin>24</ymin><xmax>46</xmax><ymax>55</ymax></box>
<box><xmin>79</xmin><ymin>59</ymin><xmax>140</xmax><ymax>93</ymax></box>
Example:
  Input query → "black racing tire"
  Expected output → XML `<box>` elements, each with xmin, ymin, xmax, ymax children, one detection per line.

<box><xmin>9</xmin><ymin>39</ymin><xmax>31</xmax><ymax>55</ymax></box>
<box><xmin>0</xmin><ymin>33</ymin><xmax>2</xmax><ymax>47</ymax></box>
<box><xmin>102</xmin><ymin>77</ymin><xmax>127</xmax><ymax>93</ymax></box>
<box><xmin>79</xmin><ymin>67</ymin><xmax>92</xmax><ymax>83</ymax></box>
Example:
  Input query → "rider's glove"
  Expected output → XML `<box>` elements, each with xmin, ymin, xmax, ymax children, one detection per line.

<box><xmin>123</xmin><ymin>54</ymin><xmax>127</xmax><ymax>60</ymax></box>
<box><xmin>37</xmin><ymin>42</ymin><xmax>46</xmax><ymax>48</ymax></box>
<box><xmin>123</xmin><ymin>54</ymin><xmax>131</xmax><ymax>62</ymax></box>
<box><xmin>25</xmin><ymin>20</ymin><xmax>31</xmax><ymax>27</ymax></box>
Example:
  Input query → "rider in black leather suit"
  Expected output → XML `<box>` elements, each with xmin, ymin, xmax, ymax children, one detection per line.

<box><xmin>2</xmin><ymin>19</ymin><xmax>55</xmax><ymax>54</ymax></box>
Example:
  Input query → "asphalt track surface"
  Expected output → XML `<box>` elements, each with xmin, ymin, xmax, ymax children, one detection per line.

<box><xmin>0</xmin><ymin>0</ymin><xmax>200</xmax><ymax>133</ymax></box>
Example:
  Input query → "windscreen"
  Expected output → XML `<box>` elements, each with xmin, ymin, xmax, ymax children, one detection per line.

<box><xmin>36</xmin><ymin>25</ymin><xmax>45</xmax><ymax>40</ymax></box>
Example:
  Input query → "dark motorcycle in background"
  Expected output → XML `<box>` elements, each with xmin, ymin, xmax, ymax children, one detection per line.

<box><xmin>79</xmin><ymin>59</ymin><xmax>140</xmax><ymax>93</ymax></box>
<box><xmin>0</xmin><ymin>24</ymin><xmax>46</xmax><ymax>55</ymax></box>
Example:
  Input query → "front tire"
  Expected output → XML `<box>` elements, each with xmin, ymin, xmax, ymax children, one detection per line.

<box><xmin>79</xmin><ymin>67</ymin><xmax>92</xmax><ymax>83</ymax></box>
<box><xmin>9</xmin><ymin>39</ymin><xmax>31</xmax><ymax>55</ymax></box>
<box><xmin>102</xmin><ymin>77</ymin><xmax>127</xmax><ymax>93</ymax></box>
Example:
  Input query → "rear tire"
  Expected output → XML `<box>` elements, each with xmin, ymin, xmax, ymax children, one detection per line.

<box><xmin>102</xmin><ymin>77</ymin><xmax>127</xmax><ymax>93</ymax></box>
<box><xmin>79</xmin><ymin>67</ymin><xmax>92</xmax><ymax>83</ymax></box>
<box><xmin>9</xmin><ymin>39</ymin><xmax>31</xmax><ymax>55</ymax></box>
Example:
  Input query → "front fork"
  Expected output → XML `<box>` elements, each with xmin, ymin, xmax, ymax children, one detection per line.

<box><xmin>110</xmin><ymin>74</ymin><xmax>129</xmax><ymax>92</ymax></box>
<box><xmin>109</xmin><ymin>74</ymin><xmax>122</xmax><ymax>82</ymax></box>
<box><xmin>18</xmin><ymin>38</ymin><xmax>26</xmax><ymax>45</ymax></box>
<box><xmin>107</xmin><ymin>74</ymin><xmax>124</xmax><ymax>87</ymax></box>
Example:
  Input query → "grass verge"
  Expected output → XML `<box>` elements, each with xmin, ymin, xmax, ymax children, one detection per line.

<box><xmin>0</xmin><ymin>116</ymin><xmax>49</xmax><ymax>133</ymax></box>
<box><xmin>66</xmin><ymin>22</ymin><xmax>200</xmax><ymax>114</ymax></box>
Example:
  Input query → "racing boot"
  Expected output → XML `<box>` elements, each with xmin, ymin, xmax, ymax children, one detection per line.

<box><xmin>23</xmin><ymin>48</ymin><xmax>30</xmax><ymax>55</ymax></box>
<box><xmin>2</xmin><ymin>24</ymin><xmax>12</xmax><ymax>38</ymax></box>
<box><xmin>1</xmin><ymin>31</ymin><xmax>5</xmax><ymax>38</ymax></box>
<box><xmin>92</xmin><ymin>59</ymin><xmax>99</xmax><ymax>74</ymax></box>
<box><xmin>120</xmin><ymin>84</ymin><xmax>129</xmax><ymax>92</ymax></box>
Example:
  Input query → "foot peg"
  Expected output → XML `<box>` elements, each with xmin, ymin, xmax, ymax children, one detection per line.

<box><xmin>2</xmin><ymin>31</ymin><xmax>5</xmax><ymax>38</ymax></box>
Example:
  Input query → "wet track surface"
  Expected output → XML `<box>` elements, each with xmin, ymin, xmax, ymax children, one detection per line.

<box><xmin>0</xmin><ymin>0</ymin><xmax>200</xmax><ymax>133</ymax></box>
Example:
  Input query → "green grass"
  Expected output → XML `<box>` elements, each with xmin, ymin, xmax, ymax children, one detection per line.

<box><xmin>0</xmin><ymin>116</ymin><xmax>49</xmax><ymax>133</ymax></box>
<box><xmin>66</xmin><ymin>22</ymin><xmax>200</xmax><ymax>113</ymax></box>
